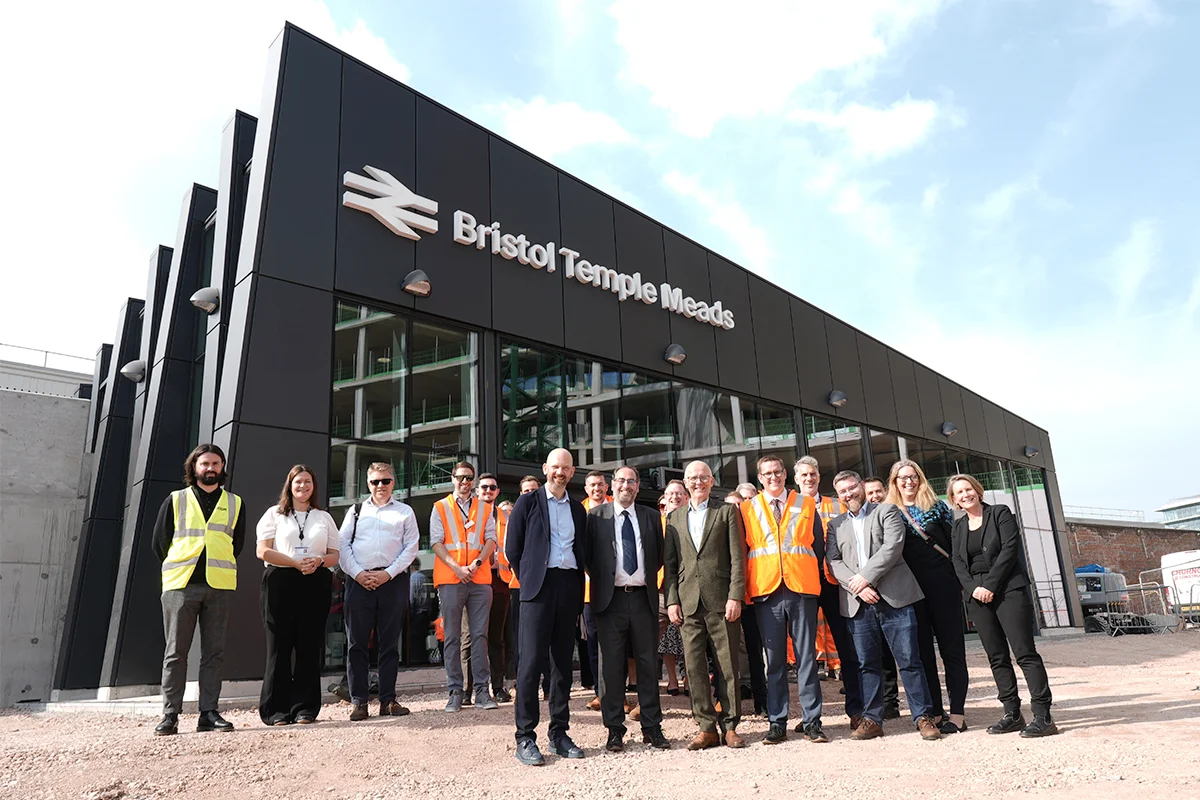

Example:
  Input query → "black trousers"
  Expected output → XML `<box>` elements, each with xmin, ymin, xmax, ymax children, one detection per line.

<box><xmin>488</xmin><ymin>571</ymin><xmax>511</xmax><ymax>692</ymax></box>
<box><xmin>515</xmin><ymin>568</ymin><xmax>581</xmax><ymax>743</ymax></box>
<box><xmin>740</xmin><ymin>601</ymin><xmax>768</xmax><ymax>710</ymax></box>
<box><xmin>596</xmin><ymin>588</ymin><xmax>663</xmax><ymax>734</ymax></box>
<box><xmin>968</xmin><ymin>586</ymin><xmax>1053</xmax><ymax>717</ymax></box>
<box><xmin>912</xmin><ymin>564</ymin><xmax>970</xmax><ymax>717</ymax></box>
<box><xmin>581</xmin><ymin>603</ymin><xmax>599</xmax><ymax>692</ymax></box>
<box><xmin>818</xmin><ymin>578</ymin><xmax>863</xmax><ymax>718</ymax></box>
<box><xmin>259</xmin><ymin>566</ymin><xmax>332</xmax><ymax>723</ymax></box>
<box><xmin>509</xmin><ymin>587</ymin><xmax>550</xmax><ymax>697</ymax></box>
<box><xmin>344</xmin><ymin>572</ymin><xmax>409</xmax><ymax>705</ymax></box>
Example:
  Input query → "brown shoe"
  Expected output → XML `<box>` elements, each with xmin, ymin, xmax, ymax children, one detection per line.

<box><xmin>849</xmin><ymin>714</ymin><xmax>863</xmax><ymax>731</ymax></box>
<box><xmin>349</xmin><ymin>703</ymin><xmax>369</xmax><ymax>722</ymax></box>
<box><xmin>850</xmin><ymin>718</ymin><xmax>883</xmax><ymax>740</ymax></box>
<box><xmin>587</xmin><ymin>696</ymin><xmax>601</xmax><ymax>711</ymax></box>
<box><xmin>917</xmin><ymin>716</ymin><xmax>943</xmax><ymax>741</ymax></box>
<box><xmin>724</xmin><ymin>729</ymin><xmax>746</xmax><ymax>748</ymax></box>
<box><xmin>629</xmin><ymin>703</ymin><xmax>641</xmax><ymax>722</ymax></box>
<box><xmin>687</xmin><ymin>730</ymin><xmax>721</xmax><ymax>751</ymax></box>
<box><xmin>379</xmin><ymin>700</ymin><xmax>410</xmax><ymax>717</ymax></box>
<box><xmin>623</xmin><ymin>701</ymin><xmax>633</xmax><ymax>714</ymax></box>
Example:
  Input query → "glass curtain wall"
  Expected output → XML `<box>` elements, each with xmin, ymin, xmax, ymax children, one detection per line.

<box><xmin>803</xmin><ymin>414</ymin><xmax>865</xmax><ymax>495</ymax></box>
<box><xmin>329</xmin><ymin>298</ymin><xmax>480</xmax><ymax>671</ymax></box>
<box><xmin>1013</xmin><ymin>465</ymin><xmax>1070</xmax><ymax>627</ymax></box>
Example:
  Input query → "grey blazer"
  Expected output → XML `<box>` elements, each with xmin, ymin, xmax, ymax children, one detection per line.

<box><xmin>826</xmin><ymin>502</ymin><xmax>925</xmax><ymax>617</ymax></box>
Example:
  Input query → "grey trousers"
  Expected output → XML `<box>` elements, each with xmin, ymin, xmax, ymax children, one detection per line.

<box><xmin>161</xmin><ymin>584</ymin><xmax>233</xmax><ymax>714</ymax></box>
<box><xmin>439</xmin><ymin>583</ymin><xmax>492</xmax><ymax>693</ymax></box>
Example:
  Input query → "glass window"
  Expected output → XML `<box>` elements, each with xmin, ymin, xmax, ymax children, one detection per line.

<box><xmin>757</xmin><ymin>403</ymin><xmax>798</xmax><ymax>479</ymax></box>
<box><xmin>331</xmin><ymin>303</ymin><xmax>406</xmax><ymax>442</ymax></box>
<box><xmin>1012</xmin><ymin>465</ymin><xmax>1070</xmax><ymax>628</ymax></box>
<box><xmin>409</xmin><ymin>320</ymin><xmax>477</xmax><ymax>455</ymax></box>
<box><xmin>803</xmin><ymin>414</ymin><xmax>865</xmax><ymax>495</ymax></box>
<box><xmin>500</xmin><ymin>340</ymin><xmax>564</xmax><ymax>463</ymax></box>
<box><xmin>564</xmin><ymin>356</ymin><xmax>622</xmax><ymax>470</ymax></box>
<box><xmin>715</xmin><ymin>394</ymin><xmax>756</xmax><ymax>489</ymax></box>
<box><xmin>620</xmin><ymin>368</ymin><xmax>677</xmax><ymax>470</ymax></box>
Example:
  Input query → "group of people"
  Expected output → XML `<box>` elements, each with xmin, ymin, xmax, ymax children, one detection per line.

<box><xmin>150</xmin><ymin>442</ymin><xmax>1058</xmax><ymax>762</ymax></box>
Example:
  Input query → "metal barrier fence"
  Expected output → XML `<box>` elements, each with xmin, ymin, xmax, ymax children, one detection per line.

<box><xmin>1083</xmin><ymin>578</ymin><xmax>1184</xmax><ymax>636</ymax></box>
<box><xmin>1031</xmin><ymin>579</ymin><xmax>1072</xmax><ymax>629</ymax></box>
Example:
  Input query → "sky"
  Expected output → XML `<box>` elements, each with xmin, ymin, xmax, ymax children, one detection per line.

<box><xmin>2</xmin><ymin>0</ymin><xmax>1197</xmax><ymax>518</ymax></box>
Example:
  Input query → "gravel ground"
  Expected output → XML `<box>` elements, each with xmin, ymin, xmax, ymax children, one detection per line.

<box><xmin>3</xmin><ymin>631</ymin><xmax>1198</xmax><ymax>800</ymax></box>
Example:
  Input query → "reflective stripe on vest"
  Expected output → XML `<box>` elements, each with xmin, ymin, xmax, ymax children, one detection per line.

<box><xmin>816</xmin><ymin>495</ymin><xmax>845</xmax><ymax>583</ymax></box>
<box><xmin>433</xmin><ymin>495</ymin><xmax>492</xmax><ymax>586</ymax></box>
<box><xmin>162</xmin><ymin>488</ymin><xmax>240</xmax><ymax>591</ymax></box>
<box><xmin>496</xmin><ymin>509</ymin><xmax>514</xmax><ymax>585</ymax></box>
<box><xmin>742</xmin><ymin>491</ymin><xmax>819</xmax><ymax>602</ymax></box>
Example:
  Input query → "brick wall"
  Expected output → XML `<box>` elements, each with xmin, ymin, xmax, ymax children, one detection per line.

<box><xmin>1066</xmin><ymin>519</ymin><xmax>1200</xmax><ymax>582</ymax></box>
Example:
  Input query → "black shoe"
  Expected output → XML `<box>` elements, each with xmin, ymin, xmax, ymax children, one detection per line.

<box><xmin>154</xmin><ymin>713</ymin><xmax>178</xmax><ymax>736</ymax></box>
<box><xmin>883</xmin><ymin>705</ymin><xmax>901</xmax><ymax>720</ymax></box>
<box><xmin>606</xmin><ymin>729</ymin><xmax>625</xmax><ymax>752</ymax></box>
<box><xmin>764</xmin><ymin>722</ymin><xmax>787</xmax><ymax>744</ymax></box>
<box><xmin>939</xmin><ymin>719</ymin><xmax>967</xmax><ymax>734</ymax></box>
<box><xmin>642</xmin><ymin>727</ymin><xmax>671</xmax><ymax>749</ymax></box>
<box><xmin>1020</xmin><ymin>715</ymin><xmax>1059</xmax><ymax>738</ymax></box>
<box><xmin>266</xmin><ymin>713</ymin><xmax>292</xmax><ymax>726</ymax></box>
<box><xmin>461</xmin><ymin>691</ymin><xmax>474</xmax><ymax>706</ymax></box>
<box><xmin>803</xmin><ymin>720</ymin><xmax>830</xmax><ymax>743</ymax></box>
<box><xmin>549</xmin><ymin>735</ymin><xmax>585</xmax><ymax>759</ymax></box>
<box><xmin>515</xmin><ymin>739</ymin><xmax>545</xmax><ymax>766</ymax></box>
<box><xmin>987</xmin><ymin>711</ymin><xmax>1026</xmax><ymax>735</ymax></box>
<box><xmin>739</xmin><ymin>684</ymin><xmax>753</xmax><ymax>701</ymax></box>
<box><xmin>196</xmin><ymin>711</ymin><xmax>234</xmax><ymax>732</ymax></box>
<box><xmin>494</xmin><ymin>686</ymin><xmax>513</xmax><ymax>703</ymax></box>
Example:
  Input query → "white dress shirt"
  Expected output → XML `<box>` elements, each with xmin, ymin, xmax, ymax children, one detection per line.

<box><xmin>256</xmin><ymin>507</ymin><xmax>339</xmax><ymax>562</ymax></box>
<box><xmin>338</xmin><ymin>497</ymin><xmax>420</xmax><ymax>579</ymax></box>
<box><xmin>611</xmin><ymin>501</ymin><xmax>645</xmax><ymax>587</ymax></box>
<box><xmin>848</xmin><ymin>503</ymin><xmax>871</xmax><ymax>568</ymax></box>
<box><xmin>686</xmin><ymin>499</ymin><xmax>709</xmax><ymax>552</ymax></box>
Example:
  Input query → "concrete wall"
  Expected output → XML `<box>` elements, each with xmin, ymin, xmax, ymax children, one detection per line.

<box><xmin>1066</xmin><ymin>518</ymin><xmax>1200</xmax><ymax>582</ymax></box>
<box><xmin>0</xmin><ymin>389</ymin><xmax>90</xmax><ymax>705</ymax></box>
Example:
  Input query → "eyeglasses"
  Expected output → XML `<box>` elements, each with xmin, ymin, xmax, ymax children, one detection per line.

<box><xmin>369</xmin><ymin>478</ymin><xmax>394</xmax><ymax>487</ymax></box>
<box><xmin>759</xmin><ymin>469</ymin><xmax>785</xmax><ymax>478</ymax></box>
<box><xmin>452</xmin><ymin>474</ymin><xmax>475</xmax><ymax>482</ymax></box>
<box><xmin>684</xmin><ymin>475</ymin><xmax>712</xmax><ymax>483</ymax></box>
<box><xmin>896</xmin><ymin>475</ymin><xmax>920</xmax><ymax>485</ymax></box>
<box><xmin>612</xmin><ymin>477</ymin><xmax>639</xmax><ymax>485</ymax></box>
<box><xmin>478</xmin><ymin>484</ymin><xmax>499</xmax><ymax>491</ymax></box>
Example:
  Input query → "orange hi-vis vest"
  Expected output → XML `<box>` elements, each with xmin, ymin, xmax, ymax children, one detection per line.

<box><xmin>495</xmin><ymin>508</ymin><xmax>515</xmax><ymax>586</ymax></box>
<box><xmin>582</xmin><ymin>495</ymin><xmax>611</xmax><ymax>602</ymax></box>
<box><xmin>812</xmin><ymin>494</ymin><xmax>846</xmax><ymax>584</ymax></box>
<box><xmin>657</xmin><ymin>513</ymin><xmax>667</xmax><ymax>590</ymax></box>
<box><xmin>433</xmin><ymin>494</ymin><xmax>493</xmax><ymax>587</ymax></box>
<box><xmin>742</xmin><ymin>491</ymin><xmax>820</xmax><ymax>602</ymax></box>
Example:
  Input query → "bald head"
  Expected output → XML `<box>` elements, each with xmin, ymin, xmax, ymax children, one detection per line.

<box><xmin>684</xmin><ymin>460</ymin><xmax>714</xmax><ymax>504</ymax></box>
<box><xmin>543</xmin><ymin>448</ymin><xmax>575</xmax><ymax>498</ymax></box>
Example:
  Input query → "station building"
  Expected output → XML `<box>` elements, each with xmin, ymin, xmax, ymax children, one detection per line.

<box><xmin>54</xmin><ymin>24</ymin><xmax>1082</xmax><ymax>693</ymax></box>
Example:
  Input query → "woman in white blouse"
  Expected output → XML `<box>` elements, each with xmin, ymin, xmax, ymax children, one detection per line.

<box><xmin>256</xmin><ymin>465</ymin><xmax>339</xmax><ymax>725</ymax></box>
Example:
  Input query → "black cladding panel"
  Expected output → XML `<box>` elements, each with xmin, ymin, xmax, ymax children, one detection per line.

<box><xmin>707</xmin><ymin>254</ymin><xmax>758</xmax><ymax>397</ymax></box>
<box><xmin>614</xmin><ymin>206</ymin><xmax>671</xmax><ymax>373</ymax></box>
<box><xmin>981</xmin><ymin>398</ymin><xmax>1009</xmax><ymax>459</ymax></box>
<box><xmin>258</xmin><ymin>30</ymin><xmax>339</xmax><ymax>291</ymax></box>
<box><xmin>1040</xmin><ymin>428</ymin><xmax>1056</xmax><ymax>472</ymax></box>
<box><xmin>559</xmin><ymin>176</ymin><xmax>622</xmax><ymax>362</ymax></box>
<box><xmin>912</xmin><ymin>363</ymin><xmax>944</xmax><ymax>442</ymax></box>
<box><xmin>1003</xmin><ymin>409</ymin><xmax>1027</xmax><ymax>463</ymax></box>
<box><xmin>336</xmin><ymin>58</ymin><xmax>418</xmax><ymax>309</ymax></box>
<box><xmin>1022</xmin><ymin>418</ymin><xmax>1047</xmax><ymax>469</ymax></box>
<box><xmin>961</xmin><ymin>390</ymin><xmax>988</xmax><ymax>457</ymax></box>
<box><xmin>413</xmin><ymin>98</ymin><xmax>492</xmax><ymax>328</ymax></box>
<box><xmin>488</xmin><ymin>138</ymin><xmax>564</xmax><ymax>347</ymax></box>
<box><xmin>857</xmin><ymin>334</ymin><xmax>897</xmax><ymax>432</ymax></box>
<box><xmin>792</xmin><ymin>299</ymin><xmax>833</xmax><ymax>413</ymax></box>
<box><xmin>887</xmin><ymin>352</ymin><xmax>922</xmax><ymax>439</ymax></box>
<box><xmin>937</xmin><ymin>376</ymin><xmax>969</xmax><ymax>452</ymax></box>
<box><xmin>662</xmin><ymin>231</ymin><xmax>717</xmax><ymax>386</ymax></box>
<box><xmin>748</xmin><ymin>274</ymin><xmax>798</xmax><ymax>405</ymax></box>
<box><xmin>825</xmin><ymin>317</ymin><xmax>866</xmax><ymax>423</ymax></box>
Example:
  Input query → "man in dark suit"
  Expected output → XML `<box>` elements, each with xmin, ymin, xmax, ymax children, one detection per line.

<box><xmin>826</xmin><ymin>470</ymin><xmax>942</xmax><ymax>742</ymax></box>
<box><xmin>585</xmin><ymin>465</ymin><xmax>671</xmax><ymax>752</ymax></box>
<box><xmin>505</xmin><ymin>448</ymin><xmax>587</xmax><ymax>766</ymax></box>
<box><xmin>664</xmin><ymin>460</ymin><xmax>747</xmax><ymax>751</ymax></box>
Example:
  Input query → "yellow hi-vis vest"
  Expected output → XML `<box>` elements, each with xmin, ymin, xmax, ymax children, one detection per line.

<box><xmin>815</xmin><ymin>495</ymin><xmax>846</xmax><ymax>583</ymax></box>
<box><xmin>657</xmin><ymin>514</ymin><xmax>667</xmax><ymax>590</ymax></box>
<box><xmin>162</xmin><ymin>488</ymin><xmax>241</xmax><ymax>591</ymax></box>
<box><xmin>742</xmin><ymin>491</ymin><xmax>820</xmax><ymax>603</ymax></box>
<box><xmin>433</xmin><ymin>495</ymin><xmax>493</xmax><ymax>587</ymax></box>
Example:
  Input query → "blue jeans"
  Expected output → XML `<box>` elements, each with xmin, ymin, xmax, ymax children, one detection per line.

<box><xmin>754</xmin><ymin>587</ymin><xmax>822</xmax><ymax>725</ymax></box>
<box><xmin>846</xmin><ymin>599</ymin><xmax>934</xmax><ymax>724</ymax></box>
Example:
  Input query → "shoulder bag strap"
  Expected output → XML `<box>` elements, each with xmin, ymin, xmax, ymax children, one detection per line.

<box><xmin>350</xmin><ymin>502</ymin><xmax>363</xmax><ymax>545</ymax></box>
<box><xmin>897</xmin><ymin>504</ymin><xmax>951</xmax><ymax>559</ymax></box>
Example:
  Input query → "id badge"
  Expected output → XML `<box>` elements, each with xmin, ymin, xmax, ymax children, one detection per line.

<box><xmin>293</xmin><ymin>545</ymin><xmax>310</xmax><ymax>557</ymax></box>
<box><xmin>464</xmin><ymin>519</ymin><xmax>475</xmax><ymax>530</ymax></box>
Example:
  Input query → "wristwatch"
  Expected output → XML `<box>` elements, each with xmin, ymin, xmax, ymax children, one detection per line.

<box><xmin>473</xmin><ymin>559</ymin><xmax>483</xmax><ymax>569</ymax></box>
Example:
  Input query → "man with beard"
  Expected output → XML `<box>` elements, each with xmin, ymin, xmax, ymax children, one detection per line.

<box><xmin>151</xmin><ymin>444</ymin><xmax>246</xmax><ymax>736</ymax></box>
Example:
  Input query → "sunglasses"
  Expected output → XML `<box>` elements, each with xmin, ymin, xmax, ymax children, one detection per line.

<box><xmin>369</xmin><ymin>478</ymin><xmax>394</xmax><ymax>487</ymax></box>
<box><xmin>452</xmin><ymin>474</ymin><xmax>475</xmax><ymax>482</ymax></box>
<box><xmin>479</xmin><ymin>484</ymin><xmax>499</xmax><ymax>491</ymax></box>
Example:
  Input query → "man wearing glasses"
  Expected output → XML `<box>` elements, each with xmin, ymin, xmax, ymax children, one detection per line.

<box><xmin>338</xmin><ymin>462</ymin><xmax>421</xmax><ymax>722</ymax></box>
<box><xmin>431</xmin><ymin>461</ymin><xmax>498</xmax><ymax>712</ymax></box>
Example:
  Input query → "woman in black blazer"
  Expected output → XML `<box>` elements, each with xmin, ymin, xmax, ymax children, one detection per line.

<box><xmin>948</xmin><ymin>474</ymin><xmax>1057</xmax><ymax>738</ymax></box>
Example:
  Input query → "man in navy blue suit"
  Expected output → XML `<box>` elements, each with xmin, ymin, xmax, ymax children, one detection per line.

<box><xmin>505</xmin><ymin>448</ymin><xmax>588</xmax><ymax>766</ymax></box>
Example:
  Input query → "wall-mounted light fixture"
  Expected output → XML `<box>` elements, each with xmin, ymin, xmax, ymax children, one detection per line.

<box><xmin>827</xmin><ymin>390</ymin><xmax>848</xmax><ymax>408</ymax></box>
<box><xmin>1024</xmin><ymin>445</ymin><xmax>1040</xmax><ymax>459</ymax></box>
<box><xmin>941</xmin><ymin>421</ymin><xmax>958</xmax><ymax>437</ymax></box>
<box><xmin>401</xmin><ymin>269</ymin><xmax>431</xmax><ymax>297</ymax></box>
<box><xmin>120</xmin><ymin>360</ymin><xmax>147</xmax><ymax>383</ymax></box>
<box><xmin>189</xmin><ymin>286</ymin><xmax>220</xmax><ymax>314</ymax></box>
<box><xmin>663</xmin><ymin>343</ymin><xmax>687</xmax><ymax>365</ymax></box>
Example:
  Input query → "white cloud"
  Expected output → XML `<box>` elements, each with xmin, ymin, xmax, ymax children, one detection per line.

<box><xmin>662</xmin><ymin>171</ymin><xmax>772</xmax><ymax>272</ymax></box>
<box><xmin>0</xmin><ymin>2</ymin><xmax>405</xmax><ymax>358</ymax></box>
<box><xmin>789</xmin><ymin>97</ymin><xmax>943</xmax><ymax>161</ymax></box>
<box><xmin>1106</xmin><ymin>219</ymin><xmax>1161</xmax><ymax>314</ymax></box>
<box><xmin>1092</xmin><ymin>0</ymin><xmax>1164</xmax><ymax>27</ymax></box>
<box><xmin>608</xmin><ymin>0</ymin><xmax>949</xmax><ymax>137</ymax></box>
<box><xmin>970</xmin><ymin>174</ymin><xmax>1069</xmax><ymax>228</ymax></box>
<box><xmin>486</xmin><ymin>97</ymin><xmax>634</xmax><ymax>162</ymax></box>
<box><xmin>921</xmin><ymin>181</ymin><xmax>945</xmax><ymax>211</ymax></box>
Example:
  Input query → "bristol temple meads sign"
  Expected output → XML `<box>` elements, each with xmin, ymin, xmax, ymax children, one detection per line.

<box><xmin>343</xmin><ymin>165</ymin><xmax>737</xmax><ymax>331</ymax></box>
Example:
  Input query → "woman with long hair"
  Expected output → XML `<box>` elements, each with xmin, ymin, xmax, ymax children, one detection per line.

<box><xmin>255</xmin><ymin>465</ymin><xmax>339</xmax><ymax>725</ymax></box>
<box><xmin>948</xmin><ymin>474</ymin><xmax>1056</xmax><ymax>737</ymax></box>
<box><xmin>885</xmin><ymin>459</ymin><xmax>969</xmax><ymax>733</ymax></box>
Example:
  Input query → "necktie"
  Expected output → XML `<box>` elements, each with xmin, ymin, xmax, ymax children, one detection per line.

<box><xmin>772</xmin><ymin>499</ymin><xmax>783</xmax><ymax>524</ymax></box>
<box><xmin>621</xmin><ymin>511</ymin><xmax>638</xmax><ymax>576</ymax></box>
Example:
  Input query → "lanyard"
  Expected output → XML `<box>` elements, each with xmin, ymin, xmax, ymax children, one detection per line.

<box><xmin>293</xmin><ymin>510</ymin><xmax>309</xmax><ymax>541</ymax></box>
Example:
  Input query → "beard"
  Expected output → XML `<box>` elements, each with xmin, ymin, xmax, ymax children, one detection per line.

<box><xmin>198</xmin><ymin>472</ymin><xmax>222</xmax><ymax>486</ymax></box>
